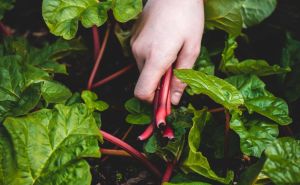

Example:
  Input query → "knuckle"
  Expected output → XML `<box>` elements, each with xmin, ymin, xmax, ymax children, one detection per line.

<box><xmin>134</xmin><ymin>88</ymin><xmax>151</xmax><ymax>102</ymax></box>
<box><xmin>131</xmin><ymin>41</ymin><xmax>141</xmax><ymax>55</ymax></box>
<box><xmin>148</xmin><ymin>50</ymin><xmax>176</xmax><ymax>70</ymax></box>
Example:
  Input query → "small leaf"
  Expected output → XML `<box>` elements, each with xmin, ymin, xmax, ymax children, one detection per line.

<box><xmin>41</xmin><ymin>80</ymin><xmax>72</xmax><ymax>104</ymax></box>
<box><xmin>220</xmin><ymin>36</ymin><xmax>290</xmax><ymax>76</ymax></box>
<box><xmin>226</xmin><ymin>75</ymin><xmax>292</xmax><ymax>125</ymax></box>
<box><xmin>181</xmin><ymin>108</ymin><xmax>234</xmax><ymax>184</ymax></box>
<box><xmin>193</xmin><ymin>47</ymin><xmax>215</xmax><ymax>75</ymax></box>
<box><xmin>175</xmin><ymin>69</ymin><xmax>244</xmax><ymax>112</ymax></box>
<box><xmin>124</xmin><ymin>98</ymin><xmax>151</xmax><ymax>125</ymax></box>
<box><xmin>230</xmin><ymin>113</ymin><xmax>278</xmax><ymax>157</ymax></box>
<box><xmin>205</xmin><ymin>0</ymin><xmax>243</xmax><ymax>36</ymax></box>
<box><xmin>81</xmin><ymin>90</ymin><xmax>109</xmax><ymax>112</ymax></box>
<box><xmin>1</xmin><ymin>103</ymin><xmax>101</xmax><ymax>185</ymax></box>
<box><xmin>112</xmin><ymin>0</ymin><xmax>143</xmax><ymax>23</ymax></box>
<box><xmin>263</xmin><ymin>137</ymin><xmax>300</xmax><ymax>184</ymax></box>
<box><xmin>241</xmin><ymin>0</ymin><xmax>277</xmax><ymax>28</ymax></box>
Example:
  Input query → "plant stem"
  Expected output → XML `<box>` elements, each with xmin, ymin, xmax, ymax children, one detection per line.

<box><xmin>224</xmin><ymin>109</ymin><xmax>230</xmax><ymax>170</ymax></box>
<box><xmin>208</xmin><ymin>107</ymin><xmax>225</xmax><ymax>113</ymax></box>
<box><xmin>87</xmin><ymin>25</ymin><xmax>111</xmax><ymax>90</ymax></box>
<box><xmin>92</xmin><ymin>63</ymin><xmax>135</xmax><ymax>88</ymax></box>
<box><xmin>156</xmin><ymin>67</ymin><xmax>172</xmax><ymax>127</ymax></box>
<box><xmin>161</xmin><ymin>160</ymin><xmax>176</xmax><ymax>183</ymax></box>
<box><xmin>100</xmin><ymin>148</ymin><xmax>131</xmax><ymax>157</ymax></box>
<box><xmin>92</xmin><ymin>26</ymin><xmax>100</xmax><ymax>60</ymax></box>
<box><xmin>100</xmin><ymin>130</ymin><xmax>161</xmax><ymax>177</ymax></box>
<box><xmin>163</xmin><ymin>85</ymin><xmax>175</xmax><ymax>139</ymax></box>
<box><xmin>138</xmin><ymin>123</ymin><xmax>154</xmax><ymax>141</ymax></box>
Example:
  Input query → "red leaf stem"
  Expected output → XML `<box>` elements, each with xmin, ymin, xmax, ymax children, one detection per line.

<box><xmin>92</xmin><ymin>25</ymin><xmax>100</xmax><ymax>60</ymax></box>
<box><xmin>161</xmin><ymin>160</ymin><xmax>176</xmax><ymax>183</ymax></box>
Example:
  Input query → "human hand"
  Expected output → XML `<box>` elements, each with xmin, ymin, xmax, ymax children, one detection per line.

<box><xmin>131</xmin><ymin>0</ymin><xmax>204</xmax><ymax>105</ymax></box>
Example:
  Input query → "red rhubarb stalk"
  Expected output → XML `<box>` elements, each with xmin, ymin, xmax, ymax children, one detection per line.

<box><xmin>208</xmin><ymin>107</ymin><xmax>225</xmax><ymax>113</ymax></box>
<box><xmin>163</xmin><ymin>89</ymin><xmax>174</xmax><ymax>139</ymax></box>
<box><xmin>100</xmin><ymin>148</ymin><xmax>131</xmax><ymax>157</ymax></box>
<box><xmin>161</xmin><ymin>160</ymin><xmax>176</xmax><ymax>183</ymax></box>
<box><xmin>87</xmin><ymin>25</ymin><xmax>111</xmax><ymax>90</ymax></box>
<box><xmin>138</xmin><ymin>123</ymin><xmax>154</xmax><ymax>141</ymax></box>
<box><xmin>92</xmin><ymin>63</ymin><xmax>135</xmax><ymax>88</ymax></box>
<box><xmin>156</xmin><ymin>67</ymin><xmax>172</xmax><ymax>127</ymax></box>
<box><xmin>100</xmin><ymin>130</ymin><xmax>161</xmax><ymax>177</ymax></box>
<box><xmin>92</xmin><ymin>25</ymin><xmax>100</xmax><ymax>60</ymax></box>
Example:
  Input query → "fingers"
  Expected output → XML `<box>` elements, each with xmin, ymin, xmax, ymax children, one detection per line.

<box><xmin>170</xmin><ymin>42</ymin><xmax>201</xmax><ymax>105</ymax></box>
<box><xmin>134</xmin><ymin>52</ymin><xmax>177</xmax><ymax>103</ymax></box>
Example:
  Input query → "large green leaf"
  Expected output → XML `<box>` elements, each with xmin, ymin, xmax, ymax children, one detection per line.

<box><xmin>230</xmin><ymin>113</ymin><xmax>278</xmax><ymax>157</ymax></box>
<box><xmin>0</xmin><ymin>103</ymin><xmax>101</xmax><ymax>185</ymax></box>
<box><xmin>124</xmin><ymin>97</ymin><xmax>151</xmax><ymax>125</ymax></box>
<box><xmin>240</xmin><ymin>0</ymin><xmax>277</xmax><ymax>28</ymax></box>
<box><xmin>81</xmin><ymin>90</ymin><xmax>109</xmax><ymax>112</ymax></box>
<box><xmin>263</xmin><ymin>137</ymin><xmax>300</xmax><ymax>184</ymax></box>
<box><xmin>41</xmin><ymin>81</ymin><xmax>72</xmax><ymax>104</ymax></box>
<box><xmin>174</xmin><ymin>69</ymin><xmax>244</xmax><ymax>112</ymax></box>
<box><xmin>205</xmin><ymin>0</ymin><xmax>243</xmax><ymax>36</ymax></box>
<box><xmin>0</xmin><ymin>0</ymin><xmax>14</xmax><ymax>20</ymax></box>
<box><xmin>237</xmin><ymin>157</ymin><xmax>266</xmax><ymax>185</ymax></box>
<box><xmin>220</xmin><ymin>36</ymin><xmax>290</xmax><ymax>76</ymax></box>
<box><xmin>226</xmin><ymin>75</ymin><xmax>292</xmax><ymax>125</ymax></box>
<box><xmin>42</xmin><ymin>0</ymin><xmax>111</xmax><ymax>39</ymax></box>
<box><xmin>181</xmin><ymin>108</ymin><xmax>234</xmax><ymax>184</ymax></box>
<box><xmin>112</xmin><ymin>0</ymin><xmax>143</xmax><ymax>23</ymax></box>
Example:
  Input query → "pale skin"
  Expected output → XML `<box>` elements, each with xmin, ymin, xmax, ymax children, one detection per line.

<box><xmin>131</xmin><ymin>0</ymin><xmax>205</xmax><ymax>105</ymax></box>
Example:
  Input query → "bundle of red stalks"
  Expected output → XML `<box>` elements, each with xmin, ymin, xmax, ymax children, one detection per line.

<box><xmin>138</xmin><ymin>66</ymin><xmax>174</xmax><ymax>141</ymax></box>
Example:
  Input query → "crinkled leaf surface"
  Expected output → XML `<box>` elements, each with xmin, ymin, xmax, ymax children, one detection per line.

<box><xmin>41</xmin><ymin>81</ymin><xmax>72</xmax><ymax>104</ymax></box>
<box><xmin>112</xmin><ymin>0</ymin><xmax>143</xmax><ymax>23</ymax></box>
<box><xmin>174</xmin><ymin>69</ymin><xmax>244</xmax><ymax>112</ymax></box>
<box><xmin>220</xmin><ymin>36</ymin><xmax>290</xmax><ymax>76</ymax></box>
<box><xmin>181</xmin><ymin>108</ymin><xmax>234</xmax><ymax>184</ymax></box>
<box><xmin>193</xmin><ymin>47</ymin><xmax>215</xmax><ymax>76</ymax></box>
<box><xmin>0</xmin><ymin>103</ymin><xmax>101</xmax><ymax>185</ymax></box>
<box><xmin>205</xmin><ymin>0</ymin><xmax>242</xmax><ymax>36</ymax></box>
<box><xmin>226</xmin><ymin>75</ymin><xmax>292</xmax><ymax>125</ymax></box>
<box><xmin>125</xmin><ymin>97</ymin><xmax>151</xmax><ymax>125</ymax></box>
<box><xmin>81</xmin><ymin>90</ymin><xmax>109</xmax><ymax>112</ymax></box>
<box><xmin>230</xmin><ymin>113</ymin><xmax>278</xmax><ymax>157</ymax></box>
<box><xmin>263</xmin><ymin>137</ymin><xmax>300</xmax><ymax>184</ymax></box>
<box><xmin>241</xmin><ymin>0</ymin><xmax>277</xmax><ymax>28</ymax></box>
<box><xmin>0</xmin><ymin>0</ymin><xmax>14</xmax><ymax>20</ymax></box>
<box><xmin>42</xmin><ymin>0</ymin><xmax>111</xmax><ymax>39</ymax></box>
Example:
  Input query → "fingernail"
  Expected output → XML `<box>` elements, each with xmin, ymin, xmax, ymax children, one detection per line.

<box><xmin>171</xmin><ymin>91</ymin><xmax>182</xmax><ymax>105</ymax></box>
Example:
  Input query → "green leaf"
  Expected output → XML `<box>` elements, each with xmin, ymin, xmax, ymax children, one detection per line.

<box><xmin>263</xmin><ymin>137</ymin><xmax>300</xmax><ymax>184</ymax></box>
<box><xmin>164</xmin><ymin>182</ymin><xmax>211</xmax><ymax>185</ymax></box>
<box><xmin>0</xmin><ymin>0</ymin><xmax>15</xmax><ymax>20</ymax></box>
<box><xmin>181</xmin><ymin>108</ymin><xmax>234</xmax><ymax>184</ymax></box>
<box><xmin>205</xmin><ymin>0</ymin><xmax>243</xmax><ymax>36</ymax></box>
<box><xmin>41</xmin><ymin>80</ymin><xmax>72</xmax><ymax>104</ymax></box>
<box><xmin>112</xmin><ymin>0</ymin><xmax>143</xmax><ymax>23</ymax></box>
<box><xmin>241</xmin><ymin>0</ymin><xmax>277</xmax><ymax>28</ymax></box>
<box><xmin>0</xmin><ymin>103</ymin><xmax>101</xmax><ymax>185</ymax></box>
<box><xmin>280</xmin><ymin>33</ymin><xmax>300</xmax><ymax>102</ymax></box>
<box><xmin>226</xmin><ymin>75</ymin><xmax>292</xmax><ymax>125</ymax></box>
<box><xmin>81</xmin><ymin>90</ymin><xmax>109</xmax><ymax>112</ymax></box>
<box><xmin>42</xmin><ymin>0</ymin><xmax>111</xmax><ymax>39</ymax></box>
<box><xmin>174</xmin><ymin>69</ymin><xmax>244</xmax><ymax>112</ymax></box>
<box><xmin>237</xmin><ymin>156</ymin><xmax>266</xmax><ymax>185</ymax></box>
<box><xmin>193</xmin><ymin>47</ymin><xmax>215</xmax><ymax>75</ymax></box>
<box><xmin>220</xmin><ymin>36</ymin><xmax>290</xmax><ymax>76</ymax></box>
<box><xmin>124</xmin><ymin>98</ymin><xmax>151</xmax><ymax>125</ymax></box>
<box><xmin>230</xmin><ymin>113</ymin><xmax>278</xmax><ymax>157</ymax></box>
<box><xmin>165</xmin><ymin>173</ymin><xmax>213</xmax><ymax>185</ymax></box>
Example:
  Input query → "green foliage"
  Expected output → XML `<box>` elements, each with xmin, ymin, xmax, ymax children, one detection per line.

<box><xmin>181</xmin><ymin>108</ymin><xmax>234</xmax><ymax>184</ymax></box>
<box><xmin>240</xmin><ymin>0</ymin><xmax>277</xmax><ymax>28</ymax></box>
<box><xmin>230</xmin><ymin>113</ymin><xmax>278</xmax><ymax>157</ymax></box>
<box><xmin>262</xmin><ymin>137</ymin><xmax>300</xmax><ymax>184</ymax></box>
<box><xmin>124</xmin><ymin>98</ymin><xmax>151</xmax><ymax>125</ymax></box>
<box><xmin>193</xmin><ymin>47</ymin><xmax>215</xmax><ymax>75</ymax></box>
<box><xmin>226</xmin><ymin>75</ymin><xmax>292</xmax><ymax>125</ymax></box>
<box><xmin>0</xmin><ymin>104</ymin><xmax>101</xmax><ymax>185</ymax></box>
<box><xmin>42</xmin><ymin>0</ymin><xmax>143</xmax><ymax>39</ymax></box>
<box><xmin>174</xmin><ymin>69</ymin><xmax>244</xmax><ymax>112</ymax></box>
<box><xmin>0</xmin><ymin>0</ymin><xmax>14</xmax><ymax>20</ymax></box>
<box><xmin>220</xmin><ymin>36</ymin><xmax>290</xmax><ymax>76</ymax></box>
<box><xmin>41</xmin><ymin>81</ymin><xmax>72</xmax><ymax>104</ymax></box>
<box><xmin>81</xmin><ymin>90</ymin><xmax>109</xmax><ymax>112</ymax></box>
